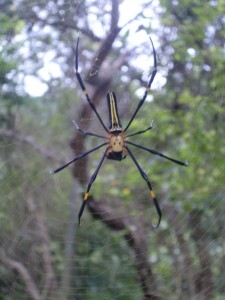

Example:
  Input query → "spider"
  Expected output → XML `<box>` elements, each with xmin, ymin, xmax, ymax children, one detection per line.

<box><xmin>51</xmin><ymin>37</ymin><xmax>188</xmax><ymax>228</ymax></box>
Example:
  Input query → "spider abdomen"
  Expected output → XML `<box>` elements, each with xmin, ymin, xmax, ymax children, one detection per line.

<box><xmin>107</xmin><ymin>91</ymin><xmax>122</xmax><ymax>131</ymax></box>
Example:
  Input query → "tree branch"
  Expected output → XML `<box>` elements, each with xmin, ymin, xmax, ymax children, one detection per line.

<box><xmin>70</xmin><ymin>0</ymin><xmax>121</xmax><ymax>182</ymax></box>
<box><xmin>87</xmin><ymin>196</ymin><xmax>160</xmax><ymax>300</ymax></box>
<box><xmin>26</xmin><ymin>189</ymin><xmax>58</xmax><ymax>300</ymax></box>
<box><xmin>69</xmin><ymin>1</ymin><xmax>160</xmax><ymax>299</ymax></box>
<box><xmin>86</xmin><ymin>0</ymin><xmax>120</xmax><ymax>84</ymax></box>
<box><xmin>0</xmin><ymin>249</ymin><xmax>41</xmax><ymax>300</ymax></box>
<box><xmin>0</xmin><ymin>129</ymin><xmax>64</xmax><ymax>164</ymax></box>
<box><xmin>28</xmin><ymin>14</ymin><xmax>100</xmax><ymax>42</ymax></box>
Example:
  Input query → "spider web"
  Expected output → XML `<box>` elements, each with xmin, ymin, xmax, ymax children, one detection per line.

<box><xmin>0</xmin><ymin>1</ymin><xmax>225</xmax><ymax>299</ymax></box>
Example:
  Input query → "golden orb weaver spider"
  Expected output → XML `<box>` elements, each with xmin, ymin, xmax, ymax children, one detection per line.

<box><xmin>51</xmin><ymin>37</ymin><xmax>189</xmax><ymax>228</ymax></box>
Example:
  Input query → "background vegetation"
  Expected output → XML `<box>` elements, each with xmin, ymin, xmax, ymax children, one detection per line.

<box><xmin>0</xmin><ymin>0</ymin><xmax>224</xmax><ymax>299</ymax></box>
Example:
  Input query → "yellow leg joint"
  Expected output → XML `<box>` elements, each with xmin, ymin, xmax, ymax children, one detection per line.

<box><xmin>84</xmin><ymin>192</ymin><xmax>89</xmax><ymax>201</ymax></box>
<box><xmin>150</xmin><ymin>191</ymin><xmax>155</xmax><ymax>199</ymax></box>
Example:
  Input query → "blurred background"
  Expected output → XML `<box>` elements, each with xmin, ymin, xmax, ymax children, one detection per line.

<box><xmin>0</xmin><ymin>0</ymin><xmax>224</xmax><ymax>299</ymax></box>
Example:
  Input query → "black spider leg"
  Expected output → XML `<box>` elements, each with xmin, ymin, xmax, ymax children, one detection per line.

<box><xmin>125</xmin><ymin>120</ymin><xmax>154</xmax><ymax>138</ymax></box>
<box><xmin>75</xmin><ymin>38</ymin><xmax>108</xmax><ymax>132</ymax></box>
<box><xmin>50</xmin><ymin>142</ymin><xmax>107</xmax><ymax>174</ymax></box>
<box><xmin>73</xmin><ymin>120</ymin><xmax>106</xmax><ymax>139</ymax></box>
<box><xmin>124</xmin><ymin>37</ymin><xmax>157</xmax><ymax>132</ymax></box>
<box><xmin>127</xmin><ymin>141</ymin><xmax>189</xmax><ymax>166</ymax></box>
<box><xmin>78</xmin><ymin>147</ymin><xmax>108</xmax><ymax>226</ymax></box>
<box><xmin>126</xmin><ymin>146</ymin><xmax>161</xmax><ymax>228</ymax></box>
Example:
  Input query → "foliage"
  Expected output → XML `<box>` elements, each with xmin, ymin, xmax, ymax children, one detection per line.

<box><xmin>0</xmin><ymin>0</ymin><xmax>224</xmax><ymax>299</ymax></box>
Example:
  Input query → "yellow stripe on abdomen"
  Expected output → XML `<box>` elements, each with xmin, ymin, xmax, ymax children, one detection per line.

<box><xmin>107</xmin><ymin>91</ymin><xmax>122</xmax><ymax>130</ymax></box>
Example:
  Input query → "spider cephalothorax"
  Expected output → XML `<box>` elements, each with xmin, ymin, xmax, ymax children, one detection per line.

<box><xmin>107</xmin><ymin>132</ymin><xmax>127</xmax><ymax>161</ymax></box>
<box><xmin>51</xmin><ymin>37</ymin><xmax>188</xmax><ymax>228</ymax></box>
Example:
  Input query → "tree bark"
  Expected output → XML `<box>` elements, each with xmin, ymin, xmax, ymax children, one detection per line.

<box><xmin>88</xmin><ymin>196</ymin><xmax>160</xmax><ymax>300</ymax></box>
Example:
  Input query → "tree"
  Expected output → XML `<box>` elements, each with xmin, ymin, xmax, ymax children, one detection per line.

<box><xmin>0</xmin><ymin>0</ymin><xmax>224</xmax><ymax>299</ymax></box>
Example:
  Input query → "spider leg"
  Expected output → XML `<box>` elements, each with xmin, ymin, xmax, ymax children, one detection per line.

<box><xmin>50</xmin><ymin>142</ymin><xmax>107</xmax><ymax>174</ymax></box>
<box><xmin>78</xmin><ymin>147</ymin><xmax>108</xmax><ymax>226</ymax></box>
<box><xmin>75</xmin><ymin>38</ymin><xmax>108</xmax><ymax>132</ymax></box>
<box><xmin>125</xmin><ymin>120</ymin><xmax>154</xmax><ymax>138</ymax></box>
<box><xmin>73</xmin><ymin>120</ymin><xmax>106</xmax><ymax>139</ymax></box>
<box><xmin>124</xmin><ymin>37</ymin><xmax>157</xmax><ymax>132</ymax></box>
<box><xmin>127</xmin><ymin>141</ymin><xmax>189</xmax><ymax>166</ymax></box>
<box><xmin>126</xmin><ymin>146</ymin><xmax>161</xmax><ymax>228</ymax></box>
